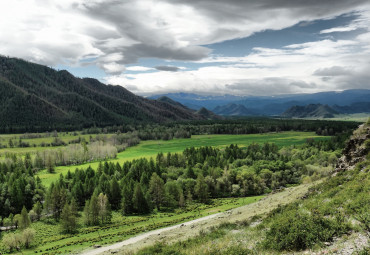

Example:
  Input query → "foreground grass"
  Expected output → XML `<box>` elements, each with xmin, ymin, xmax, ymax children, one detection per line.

<box><xmin>0</xmin><ymin>196</ymin><xmax>263</xmax><ymax>255</ymax></box>
<box><xmin>39</xmin><ymin>131</ymin><xmax>328</xmax><ymax>187</ymax></box>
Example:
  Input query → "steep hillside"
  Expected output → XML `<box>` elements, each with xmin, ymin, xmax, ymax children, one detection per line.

<box><xmin>282</xmin><ymin>104</ymin><xmax>339</xmax><ymax>118</ymax></box>
<box><xmin>0</xmin><ymin>56</ymin><xmax>203</xmax><ymax>132</ymax></box>
<box><xmin>195</xmin><ymin>107</ymin><xmax>223</xmax><ymax>120</ymax></box>
<box><xmin>213</xmin><ymin>103</ymin><xmax>256</xmax><ymax>116</ymax></box>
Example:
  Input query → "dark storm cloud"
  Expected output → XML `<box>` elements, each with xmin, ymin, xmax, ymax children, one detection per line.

<box><xmin>313</xmin><ymin>66</ymin><xmax>352</xmax><ymax>76</ymax></box>
<box><xmin>155</xmin><ymin>66</ymin><xmax>180</xmax><ymax>72</ymax></box>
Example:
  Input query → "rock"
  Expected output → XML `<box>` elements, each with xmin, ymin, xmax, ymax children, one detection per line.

<box><xmin>334</xmin><ymin>124</ymin><xmax>369</xmax><ymax>173</ymax></box>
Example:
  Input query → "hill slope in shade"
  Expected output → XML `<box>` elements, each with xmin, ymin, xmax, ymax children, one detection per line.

<box><xmin>196</xmin><ymin>107</ymin><xmax>223</xmax><ymax>120</ymax></box>
<box><xmin>0</xmin><ymin>56</ymin><xmax>204</xmax><ymax>132</ymax></box>
<box><xmin>213</xmin><ymin>103</ymin><xmax>256</xmax><ymax>116</ymax></box>
<box><xmin>282</xmin><ymin>104</ymin><xmax>339</xmax><ymax>118</ymax></box>
<box><xmin>156</xmin><ymin>96</ymin><xmax>189</xmax><ymax>109</ymax></box>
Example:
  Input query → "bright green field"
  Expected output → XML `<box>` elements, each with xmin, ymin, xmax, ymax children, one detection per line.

<box><xmin>3</xmin><ymin>196</ymin><xmax>264</xmax><ymax>255</ymax></box>
<box><xmin>38</xmin><ymin>132</ymin><xmax>328</xmax><ymax>187</ymax></box>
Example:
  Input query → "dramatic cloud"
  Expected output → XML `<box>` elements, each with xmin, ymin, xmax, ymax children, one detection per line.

<box><xmin>155</xmin><ymin>66</ymin><xmax>180</xmax><ymax>72</ymax></box>
<box><xmin>1</xmin><ymin>0</ymin><xmax>370</xmax><ymax>95</ymax></box>
<box><xmin>106</xmin><ymin>35</ymin><xmax>370</xmax><ymax>96</ymax></box>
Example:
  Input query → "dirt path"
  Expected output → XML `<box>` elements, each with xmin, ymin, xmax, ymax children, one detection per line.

<box><xmin>80</xmin><ymin>181</ymin><xmax>318</xmax><ymax>255</ymax></box>
<box><xmin>81</xmin><ymin>213</ymin><xmax>222</xmax><ymax>255</ymax></box>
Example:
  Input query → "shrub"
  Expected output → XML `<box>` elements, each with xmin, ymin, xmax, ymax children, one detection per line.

<box><xmin>22</xmin><ymin>228</ymin><xmax>36</xmax><ymax>248</ymax></box>
<box><xmin>263</xmin><ymin>209</ymin><xmax>348</xmax><ymax>251</ymax></box>
<box><xmin>2</xmin><ymin>232</ymin><xmax>22</xmax><ymax>251</ymax></box>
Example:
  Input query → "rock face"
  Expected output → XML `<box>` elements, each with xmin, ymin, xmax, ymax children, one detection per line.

<box><xmin>335</xmin><ymin>123</ymin><xmax>370</xmax><ymax>172</ymax></box>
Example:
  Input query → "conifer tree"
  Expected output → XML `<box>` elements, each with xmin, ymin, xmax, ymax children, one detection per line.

<box><xmin>149</xmin><ymin>173</ymin><xmax>164</xmax><ymax>210</ymax></box>
<box><xmin>133</xmin><ymin>182</ymin><xmax>150</xmax><ymax>214</ymax></box>
<box><xmin>60</xmin><ymin>203</ymin><xmax>77</xmax><ymax>233</ymax></box>
<box><xmin>20</xmin><ymin>206</ymin><xmax>31</xmax><ymax>230</ymax></box>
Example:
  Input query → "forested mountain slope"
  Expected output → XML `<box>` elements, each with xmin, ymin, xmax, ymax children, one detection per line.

<box><xmin>0</xmin><ymin>56</ymin><xmax>204</xmax><ymax>133</ymax></box>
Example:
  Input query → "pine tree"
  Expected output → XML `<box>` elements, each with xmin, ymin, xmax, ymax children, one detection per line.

<box><xmin>133</xmin><ymin>183</ymin><xmax>150</xmax><ymax>214</ymax></box>
<box><xmin>109</xmin><ymin>178</ymin><xmax>121</xmax><ymax>210</ymax></box>
<box><xmin>60</xmin><ymin>203</ymin><xmax>77</xmax><ymax>233</ymax></box>
<box><xmin>83</xmin><ymin>200</ymin><xmax>92</xmax><ymax>225</ymax></box>
<box><xmin>149</xmin><ymin>173</ymin><xmax>164</xmax><ymax>210</ymax></box>
<box><xmin>121</xmin><ymin>178</ymin><xmax>134</xmax><ymax>215</ymax></box>
<box><xmin>32</xmin><ymin>202</ymin><xmax>42</xmax><ymax>221</ymax></box>
<box><xmin>89</xmin><ymin>192</ymin><xmax>100</xmax><ymax>225</ymax></box>
<box><xmin>20</xmin><ymin>206</ymin><xmax>31</xmax><ymax>230</ymax></box>
<box><xmin>195</xmin><ymin>174</ymin><xmax>209</xmax><ymax>203</ymax></box>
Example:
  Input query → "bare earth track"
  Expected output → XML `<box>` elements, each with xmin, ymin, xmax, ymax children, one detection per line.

<box><xmin>81</xmin><ymin>182</ymin><xmax>318</xmax><ymax>255</ymax></box>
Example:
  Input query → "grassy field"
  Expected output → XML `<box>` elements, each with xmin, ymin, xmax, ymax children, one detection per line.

<box><xmin>38</xmin><ymin>131</ymin><xmax>328</xmax><ymax>187</ymax></box>
<box><xmin>330</xmin><ymin>113</ymin><xmax>370</xmax><ymax>122</ymax></box>
<box><xmin>0</xmin><ymin>196</ymin><xmax>264</xmax><ymax>255</ymax></box>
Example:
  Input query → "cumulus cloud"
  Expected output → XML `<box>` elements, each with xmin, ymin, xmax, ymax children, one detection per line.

<box><xmin>126</xmin><ymin>66</ymin><xmax>154</xmax><ymax>71</ymax></box>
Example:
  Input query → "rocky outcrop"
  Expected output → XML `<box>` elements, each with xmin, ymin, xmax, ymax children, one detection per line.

<box><xmin>335</xmin><ymin>123</ymin><xmax>370</xmax><ymax>172</ymax></box>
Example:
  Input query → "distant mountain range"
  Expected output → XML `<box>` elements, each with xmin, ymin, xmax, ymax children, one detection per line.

<box><xmin>282</xmin><ymin>104</ymin><xmax>339</xmax><ymax>118</ymax></box>
<box><xmin>213</xmin><ymin>103</ymin><xmax>256</xmax><ymax>116</ymax></box>
<box><xmin>0</xmin><ymin>56</ymin><xmax>205</xmax><ymax>132</ymax></box>
<box><xmin>150</xmin><ymin>90</ymin><xmax>370</xmax><ymax>116</ymax></box>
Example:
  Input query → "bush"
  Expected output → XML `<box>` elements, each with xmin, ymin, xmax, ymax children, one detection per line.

<box><xmin>22</xmin><ymin>228</ymin><xmax>36</xmax><ymax>248</ymax></box>
<box><xmin>263</xmin><ymin>209</ymin><xmax>348</xmax><ymax>251</ymax></box>
<box><xmin>2</xmin><ymin>232</ymin><xmax>22</xmax><ymax>251</ymax></box>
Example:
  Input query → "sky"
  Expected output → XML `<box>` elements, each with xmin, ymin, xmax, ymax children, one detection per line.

<box><xmin>1</xmin><ymin>0</ymin><xmax>370</xmax><ymax>96</ymax></box>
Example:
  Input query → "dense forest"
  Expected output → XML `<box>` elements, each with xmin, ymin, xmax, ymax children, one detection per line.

<box><xmin>82</xmin><ymin>118</ymin><xmax>358</xmax><ymax>139</ymax></box>
<box><xmin>0</xmin><ymin>56</ymin><xmax>205</xmax><ymax>133</ymax></box>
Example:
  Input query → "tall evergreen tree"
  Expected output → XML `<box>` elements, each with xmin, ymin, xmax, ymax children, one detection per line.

<box><xmin>20</xmin><ymin>206</ymin><xmax>31</xmax><ymax>230</ymax></box>
<box><xmin>149</xmin><ymin>173</ymin><xmax>165</xmax><ymax>210</ymax></box>
<box><xmin>133</xmin><ymin>183</ymin><xmax>150</xmax><ymax>214</ymax></box>
<box><xmin>60</xmin><ymin>203</ymin><xmax>77</xmax><ymax>233</ymax></box>
<box><xmin>195</xmin><ymin>174</ymin><xmax>209</xmax><ymax>203</ymax></box>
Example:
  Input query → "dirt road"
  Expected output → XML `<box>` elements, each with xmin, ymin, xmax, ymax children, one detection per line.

<box><xmin>81</xmin><ymin>212</ymin><xmax>222</xmax><ymax>255</ymax></box>
<box><xmin>80</xmin><ymin>182</ymin><xmax>316</xmax><ymax>255</ymax></box>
